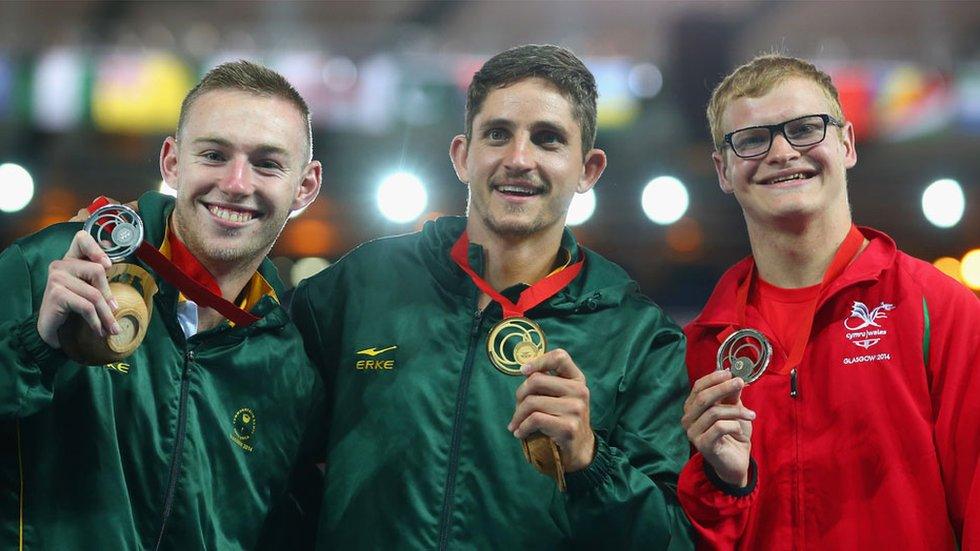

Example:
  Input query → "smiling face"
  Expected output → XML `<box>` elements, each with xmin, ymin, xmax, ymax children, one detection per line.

<box><xmin>161</xmin><ymin>89</ymin><xmax>320</xmax><ymax>274</ymax></box>
<box><xmin>712</xmin><ymin>77</ymin><xmax>856</xmax><ymax>228</ymax></box>
<box><xmin>450</xmin><ymin>77</ymin><xmax>605</xmax><ymax>242</ymax></box>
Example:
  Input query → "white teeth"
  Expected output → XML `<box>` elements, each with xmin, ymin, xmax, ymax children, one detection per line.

<box><xmin>497</xmin><ymin>185</ymin><xmax>536</xmax><ymax>195</ymax></box>
<box><xmin>208</xmin><ymin>205</ymin><xmax>254</xmax><ymax>223</ymax></box>
<box><xmin>770</xmin><ymin>172</ymin><xmax>809</xmax><ymax>184</ymax></box>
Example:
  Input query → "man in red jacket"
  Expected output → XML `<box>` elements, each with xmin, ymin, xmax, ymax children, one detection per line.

<box><xmin>677</xmin><ymin>54</ymin><xmax>980</xmax><ymax>550</ymax></box>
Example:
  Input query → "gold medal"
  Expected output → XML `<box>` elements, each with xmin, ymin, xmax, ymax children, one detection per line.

<box><xmin>486</xmin><ymin>317</ymin><xmax>567</xmax><ymax>491</ymax></box>
<box><xmin>486</xmin><ymin>317</ymin><xmax>547</xmax><ymax>375</ymax></box>
<box><xmin>716</xmin><ymin>328</ymin><xmax>772</xmax><ymax>384</ymax></box>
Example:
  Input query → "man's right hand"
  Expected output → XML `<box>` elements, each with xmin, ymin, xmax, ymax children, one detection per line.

<box><xmin>37</xmin><ymin>230</ymin><xmax>121</xmax><ymax>349</ymax></box>
<box><xmin>681</xmin><ymin>369</ymin><xmax>755</xmax><ymax>487</ymax></box>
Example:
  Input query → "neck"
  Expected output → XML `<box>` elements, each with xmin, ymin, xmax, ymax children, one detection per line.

<box><xmin>466</xmin><ymin>221</ymin><xmax>565</xmax><ymax>309</ymax></box>
<box><xmin>745</xmin><ymin>209</ymin><xmax>853</xmax><ymax>289</ymax></box>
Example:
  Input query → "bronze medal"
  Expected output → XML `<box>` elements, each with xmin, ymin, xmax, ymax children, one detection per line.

<box><xmin>716</xmin><ymin>328</ymin><xmax>772</xmax><ymax>384</ymax></box>
<box><xmin>59</xmin><ymin>205</ymin><xmax>158</xmax><ymax>365</ymax></box>
<box><xmin>486</xmin><ymin>317</ymin><xmax>547</xmax><ymax>375</ymax></box>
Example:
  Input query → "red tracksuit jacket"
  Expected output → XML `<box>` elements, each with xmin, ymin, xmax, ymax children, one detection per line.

<box><xmin>678</xmin><ymin>227</ymin><xmax>980</xmax><ymax>550</ymax></box>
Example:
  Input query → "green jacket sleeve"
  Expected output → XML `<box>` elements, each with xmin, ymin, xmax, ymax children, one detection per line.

<box><xmin>0</xmin><ymin>243</ymin><xmax>70</xmax><ymax>418</ymax></box>
<box><xmin>564</xmin><ymin>320</ymin><xmax>695</xmax><ymax>550</ymax></box>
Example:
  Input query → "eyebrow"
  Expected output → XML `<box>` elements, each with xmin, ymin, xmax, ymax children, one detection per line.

<box><xmin>191</xmin><ymin>137</ymin><xmax>291</xmax><ymax>157</ymax></box>
<box><xmin>477</xmin><ymin>118</ymin><xmax>569</xmax><ymax>135</ymax></box>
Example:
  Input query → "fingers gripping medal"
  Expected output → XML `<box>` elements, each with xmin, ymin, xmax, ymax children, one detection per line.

<box><xmin>59</xmin><ymin>204</ymin><xmax>158</xmax><ymax>365</ymax></box>
<box><xmin>716</xmin><ymin>328</ymin><xmax>771</xmax><ymax>384</ymax></box>
<box><xmin>450</xmin><ymin>231</ymin><xmax>585</xmax><ymax>493</ymax></box>
<box><xmin>486</xmin><ymin>318</ymin><xmax>566</xmax><ymax>492</ymax></box>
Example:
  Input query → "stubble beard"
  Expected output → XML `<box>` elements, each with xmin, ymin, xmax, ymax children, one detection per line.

<box><xmin>173</xmin><ymin>202</ymin><xmax>288</xmax><ymax>272</ymax></box>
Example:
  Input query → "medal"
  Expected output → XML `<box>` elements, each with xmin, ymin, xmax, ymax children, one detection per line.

<box><xmin>716</xmin><ymin>328</ymin><xmax>771</xmax><ymax>384</ymax></box>
<box><xmin>60</xmin><ymin>204</ymin><xmax>158</xmax><ymax>364</ymax></box>
<box><xmin>487</xmin><ymin>317</ymin><xmax>547</xmax><ymax>375</ymax></box>
<box><xmin>728</xmin><ymin>225</ymin><xmax>866</xmax><ymax>381</ymax></box>
<box><xmin>450</xmin><ymin>231</ymin><xmax>583</xmax><ymax>491</ymax></box>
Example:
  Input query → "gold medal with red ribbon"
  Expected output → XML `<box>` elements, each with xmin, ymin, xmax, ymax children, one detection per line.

<box><xmin>450</xmin><ymin>230</ymin><xmax>584</xmax><ymax>491</ymax></box>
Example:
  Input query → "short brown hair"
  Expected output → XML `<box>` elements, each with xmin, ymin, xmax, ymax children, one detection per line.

<box><xmin>707</xmin><ymin>54</ymin><xmax>844</xmax><ymax>150</ymax></box>
<box><xmin>465</xmin><ymin>44</ymin><xmax>598</xmax><ymax>156</ymax></box>
<box><xmin>177</xmin><ymin>60</ymin><xmax>313</xmax><ymax>160</ymax></box>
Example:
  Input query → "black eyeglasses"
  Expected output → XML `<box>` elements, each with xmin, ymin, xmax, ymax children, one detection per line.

<box><xmin>722</xmin><ymin>114</ymin><xmax>843</xmax><ymax>159</ymax></box>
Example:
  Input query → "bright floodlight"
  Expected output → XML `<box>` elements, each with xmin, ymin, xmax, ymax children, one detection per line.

<box><xmin>0</xmin><ymin>163</ymin><xmax>35</xmax><ymax>213</ymax></box>
<box><xmin>566</xmin><ymin>188</ymin><xmax>596</xmax><ymax>226</ymax></box>
<box><xmin>159</xmin><ymin>180</ymin><xmax>178</xmax><ymax>198</ymax></box>
<box><xmin>921</xmin><ymin>178</ymin><xmax>964</xmax><ymax>228</ymax></box>
<box><xmin>641</xmin><ymin>176</ymin><xmax>689</xmax><ymax>225</ymax></box>
<box><xmin>961</xmin><ymin>249</ymin><xmax>980</xmax><ymax>290</ymax></box>
<box><xmin>377</xmin><ymin>172</ymin><xmax>427</xmax><ymax>223</ymax></box>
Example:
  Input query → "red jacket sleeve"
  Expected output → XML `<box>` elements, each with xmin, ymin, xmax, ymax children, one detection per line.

<box><xmin>917</xmin><ymin>263</ymin><xmax>980</xmax><ymax>548</ymax></box>
<box><xmin>678</xmin><ymin>325</ymin><xmax>757</xmax><ymax>550</ymax></box>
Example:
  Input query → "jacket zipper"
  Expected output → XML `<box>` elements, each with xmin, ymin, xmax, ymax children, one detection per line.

<box><xmin>437</xmin><ymin>309</ymin><xmax>484</xmax><ymax>551</ymax></box>
<box><xmin>153</xmin><ymin>348</ymin><xmax>195</xmax><ymax>550</ymax></box>
<box><xmin>792</xmin><ymin>368</ymin><xmax>803</xmax><ymax>548</ymax></box>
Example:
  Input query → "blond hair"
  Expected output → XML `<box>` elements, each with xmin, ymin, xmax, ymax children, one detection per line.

<box><xmin>177</xmin><ymin>60</ymin><xmax>313</xmax><ymax>161</ymax></box>
<box><xmin>707</xmin><ymin>54</ymin><xmax>843</xmax><ymax>150</ymax></box>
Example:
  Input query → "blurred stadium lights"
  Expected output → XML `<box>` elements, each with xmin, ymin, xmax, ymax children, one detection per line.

<box><xmin>627</xmin><ymin>63</ymin><xmax>663</xmax><ymax>99</ymax></box>
<box><xmin>290</xmin><ymin>256</ymin><xmax>331</xmax><ymax>287</ymax></box>
<box><xmin>0</xmin><ymin>163</ymin><xmax>35</xmax><ymax>213</ymax></box>
<box><xmin>933</xmin><ymin>256</ymin><xmax>963</xmax><ymax>282</ymax></box>
<box><xmin>921</xmin><ymin>178</ymin><xmax>965</xmax><ymax>228</ymax></box>
<box><xmin>566</xmin><ymin>188</ymin><xmax>596</xmax><ymax>226</ymax></box>
<box><xmin>961</xmin><ymin>249</ymin><xmax>980</xmax><ymax>290</ymax></box>
<box><xmin>376</xmin><ymin>171</ymin><xmax>427</xmax><ymax>223</ymax></box>
<box><xmin>641</xmin><ymin>176</ymin><xmax>689</xmax><ymax>225</ymax></box>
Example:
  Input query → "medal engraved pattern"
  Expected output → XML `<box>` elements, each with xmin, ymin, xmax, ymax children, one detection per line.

<box><xmin>716</xmin><ymin>328</ymin><xmax>772</xmax><ymax>384</ymax></box>
<box><xmin>486</xmin><ymin>317</ymin><xmax>547</xmax><ymax>375</ymax></box>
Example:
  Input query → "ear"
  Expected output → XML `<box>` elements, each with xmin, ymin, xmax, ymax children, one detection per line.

<box><xmin>449</xmin><ymin>135</ymin><xmax>470</xmax><ymax>184</ymax></box>
<box><xmin>841</xmin><ymin>121</ymin><xmax>857</xmax><ymax>169</ymax></box>
<box><xmin>292</xmin><ymin>160</ymin><xmax>323</xmax><ymax>211</ymax></box>
<box><xmin>576</xmin><ymin>148</ymin><xmax>607</xmax><ymax>193</ymax></box>
<box><xmin>712</xmin><ymin>150</ymin><xmax>735</xmax><ymax>194</ymax></box>
<box><xmin>160</xmin><ymin>136</ymin><xmax>180</xmax><ymax>189</ymax></box>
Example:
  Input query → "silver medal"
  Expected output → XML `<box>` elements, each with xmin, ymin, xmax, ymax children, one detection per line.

<box><xmin>716</xmin><ymin>328</ymin><xmax>772</xmax><ymax>384</ymax></box>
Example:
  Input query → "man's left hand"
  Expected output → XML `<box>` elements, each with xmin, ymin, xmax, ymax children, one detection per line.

<box><xmin>507</xmin><ymin>348</ymin><xmax>595</xmax><ymax>472</ymax></box>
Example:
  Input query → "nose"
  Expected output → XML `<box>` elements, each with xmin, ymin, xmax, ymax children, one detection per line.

<box><xmin>765</xmin><ymin>131</ymin><xmax>801</xmax><ymax>165</ymax></box>
<box><xmin>503</xmin><ymin>134</ymin><xmax>534</xmax><ymax>173</ymax></box>
<box><xmin>218</xmin><ymin>155</ymin><xmax>254</xmax><ymax>196</ymax></box>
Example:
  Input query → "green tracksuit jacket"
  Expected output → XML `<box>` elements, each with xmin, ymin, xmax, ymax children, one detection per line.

<box><xmin>0</xmin><ymin>191</ymin><xmax>321</xmax><ymax>550</ymax></box>
<box><xmin>291</xmin><ymin>216</ymin><xmax>694</xmax><ymax>550</ymax></box>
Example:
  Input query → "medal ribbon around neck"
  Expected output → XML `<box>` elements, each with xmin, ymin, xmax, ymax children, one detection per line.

<box><xmin>734</xmin><ymin>224</ymin><xmax>864</xmax><ymax>376</ymax></box>
<box><xmin>86</xmin><ymin>196</ymin><xmax>259</xmax><ymax>327</ymax></box>
<box><xmin>450</xmin><ymin>231</ymin><xmax>584</xmax><ymax>375</ymax></box>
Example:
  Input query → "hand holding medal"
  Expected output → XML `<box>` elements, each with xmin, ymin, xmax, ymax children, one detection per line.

<box><xmin>39</xmin><ymin>203</ymin><xmax>158</xmax><ymax>364</ymax></box>
<box><xmin>451</xmin><ymin>231</ymin><xmax>592</xmax><ymax>491</ymax></box>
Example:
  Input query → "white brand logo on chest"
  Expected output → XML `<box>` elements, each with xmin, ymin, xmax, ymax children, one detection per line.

<box><xmin>843</xmin><ymin>300</ymin><xmax>894</xmax><ymax>353</ymax></box>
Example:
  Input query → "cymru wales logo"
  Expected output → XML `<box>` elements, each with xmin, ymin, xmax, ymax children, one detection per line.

<box><xmin>231</xmin><ymin>408</ymin><xmax>256</xmax><ymax>452</ymax></box>
<box><xmin>843</xmin><ymin>301</ymin><xmax>895</xmax><ymax>349</ymax></box>
<box><xmin>844</xmin><ymin>301</ymin><xmax>895</xmax><ymax>331</ymax></box>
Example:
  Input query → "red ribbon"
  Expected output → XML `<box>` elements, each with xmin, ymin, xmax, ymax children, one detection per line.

<box><xmin>734</xmin><ymin>224</ymin><xmax>864</xmax><ymax>374</ymax></box>
<box><xmin>449</xmin><ymin>231</ymin><xmax>584</xmax><ymax>319</ymax></box>
<box><xmin>86</xmin><ymin>197</ymin><xmax>259</xmax><ymax>327</ymax></box>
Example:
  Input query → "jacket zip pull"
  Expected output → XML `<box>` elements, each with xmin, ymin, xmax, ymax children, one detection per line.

<box><xmin>790</xmin><ymin>368</ymin><xmax>799</xmax><ymax>398</ymax></box>
<box><xmin>470</xmin><ymin>309</ymin><xmax>484</xmax><ymax>337</ymax></box>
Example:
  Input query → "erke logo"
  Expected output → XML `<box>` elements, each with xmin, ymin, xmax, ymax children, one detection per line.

<box><xmin>355</xmin><ymin>345</ymin><xmax>397</xmax><ymax>370</ymax></box>
<box><xmin>844</xmin><ymin>301</ymin><xmax>894</xmax><ymax>349</ymax></box>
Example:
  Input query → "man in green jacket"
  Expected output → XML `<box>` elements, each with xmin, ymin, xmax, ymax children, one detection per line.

<box><xmin>292</xmin><ymin>44</ymin><xmax>693</xmax><ymax>549</ymax></box>
<box><xmin>0</xmin><ymin>60</ymin><xmax>322</xmax><ymax>549</ymax></box>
